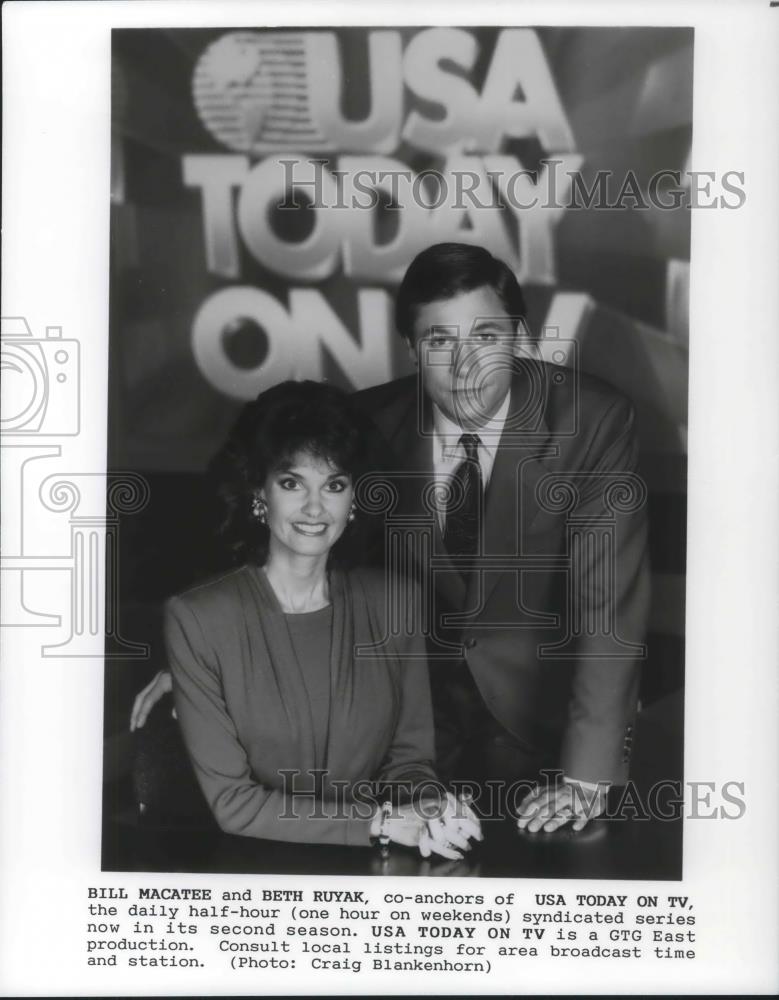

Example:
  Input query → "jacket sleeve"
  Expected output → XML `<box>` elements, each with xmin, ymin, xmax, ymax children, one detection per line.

<box><xmin>558</xmin><ymin>396</ymin><xmax>651</xmax><ymax>785</ymax></box>
<box><xmin>164</xmin><ymin>596</ymin><xmax>375</xmax><ymax>846</ymax></box>
<box><xmin>366</xmin><ymin>578</ymin><xmax>440</xmax><ymax>796</ymax></box>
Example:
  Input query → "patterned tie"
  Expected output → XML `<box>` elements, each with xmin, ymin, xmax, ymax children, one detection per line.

<box><xmin>443</xmin><ymin>433</ymin><xmax>482</xmax><ymax>572</ymax></box>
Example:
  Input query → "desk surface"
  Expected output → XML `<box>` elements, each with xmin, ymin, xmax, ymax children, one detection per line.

<box><xmin>102</xmin><ymin>692</ymin><xmax>683</xmax><ymax>881</ymax></box>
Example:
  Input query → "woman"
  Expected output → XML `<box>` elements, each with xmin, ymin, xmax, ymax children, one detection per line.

<box><xmin>145</xmin><ymin>380</ymin><xmax>479</xmax><ymax>857</ymax></box>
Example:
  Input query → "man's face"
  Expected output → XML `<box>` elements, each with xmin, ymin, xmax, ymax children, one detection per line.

<box><xmin>407</xmin><ymin>285</ymin><xmax>518</xmax><ymax>427</ymax></box>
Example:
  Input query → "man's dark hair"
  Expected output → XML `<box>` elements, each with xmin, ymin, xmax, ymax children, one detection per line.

<box><xmin>394</xmin><ymin>242</ymin><xmax>527</xmax><ymax>342</ymax></box>
<box><xmin>208</xmin><ymin>380</ymin><xmax>372</xmax><ymax>566</ymax></box>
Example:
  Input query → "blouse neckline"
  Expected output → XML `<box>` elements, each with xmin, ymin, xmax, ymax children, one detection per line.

<box><xmin>248</xmin><ymin>564</ymin><xmax>343</xmax><ymax>617</ymax></box>
<box><xmin>283</xmin><ymin>604</ymin><xmax>333</xmax><ymax>618</ymax></box>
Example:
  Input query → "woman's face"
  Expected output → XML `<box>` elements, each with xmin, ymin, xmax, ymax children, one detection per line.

<box><xmin>260</xmin><ymin>450</ymin><xmax>353</xmax><ymax>562</ymax></box>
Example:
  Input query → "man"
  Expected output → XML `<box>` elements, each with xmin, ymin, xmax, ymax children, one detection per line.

<box><xmin>351</xmin><ymin>243</ymin><xmax>650</xmax><ymax>833</ymax></box>
<box><xmin>131</xmin><ymin>242</ymin><xmax>650</xmax><ymax>835</ymax></box>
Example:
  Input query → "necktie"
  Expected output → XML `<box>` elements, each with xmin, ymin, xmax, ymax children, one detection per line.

<box><xmin>443</xmin><ymin>433</ymin><xmax>482</xmax><ymax>571</ymax></box>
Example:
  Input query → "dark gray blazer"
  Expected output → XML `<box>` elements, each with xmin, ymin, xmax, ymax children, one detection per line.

<box><xmin>166</xmin><ymin>565</ymin><xmax>437</xmax><ymax>844</ymax></box>
<box><xmin>353</xmin><ymin>360</ymin><xmax>650</xmax><ymax>784</ymax></box>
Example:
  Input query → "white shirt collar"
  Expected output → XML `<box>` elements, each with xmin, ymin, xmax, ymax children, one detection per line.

<box><xmin>432</xmin><ymin>390</ymin><xmax>511</xmax><ymax>462</ymax></box>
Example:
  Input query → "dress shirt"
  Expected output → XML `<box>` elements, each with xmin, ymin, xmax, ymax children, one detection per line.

<box><xmin>431</xmin><ymin>391</ymin><xmax>511</xmax><ymax>530</ymax></box>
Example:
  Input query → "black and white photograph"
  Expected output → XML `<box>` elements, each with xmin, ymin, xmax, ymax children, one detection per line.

<box><xmin>101</xmin><ymin>25</ymin><xmax>691</xmax><ymax>879</ymax></box>
<box><xmin>2</xmin><ymin>1</ymin><xmax>778</xmax><ymax>996</ymax></box>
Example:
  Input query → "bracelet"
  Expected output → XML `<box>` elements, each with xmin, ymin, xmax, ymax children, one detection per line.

<box><xmin>377</xmin><ymin>801</ymin><xmax>392</xmax><ymax>859</ymax></box>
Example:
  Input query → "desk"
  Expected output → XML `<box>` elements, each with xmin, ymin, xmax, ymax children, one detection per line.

<box><xmin>102</xmin><ymin>692</ymin><xmax>683</xmax><ymax>880</ymax></box>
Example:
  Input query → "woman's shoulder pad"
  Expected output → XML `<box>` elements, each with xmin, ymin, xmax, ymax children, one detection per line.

<box><xmin>166</xmin><ymin>565</ymin><xmax>256</xmax><ymax>616</ymax></box>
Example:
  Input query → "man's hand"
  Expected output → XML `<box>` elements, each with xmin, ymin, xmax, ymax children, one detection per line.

<box><xmin>129</xmin><ymin>670</ymin><xmax>173</xmax><ymax>731</ymax></box>
<box><xmin>517</xmin><ymin>779</ymin><xmax>608</xmax><ymax>833</ymax></box>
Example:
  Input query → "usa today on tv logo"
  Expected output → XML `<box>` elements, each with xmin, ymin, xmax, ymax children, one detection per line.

<box><xmin>180</xmin><ymin>28</ymin><xmax>737</xmax><ymax>401</ymax></box>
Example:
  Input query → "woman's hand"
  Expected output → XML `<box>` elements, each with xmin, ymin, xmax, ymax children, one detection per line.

<box><xmin>372</xmin><ymin>793</ymin><xmax>482</xmax><ymax>861</ymax></box>
<box><xmin>419</xmin><ymin>791</ymin><xmax>482</xmax><ymax>859</ymax></box>
<box><xmin>129</xmin><ymin>670</ymin><xmax>173</xmax><ymax>731</ymax></box>
<box><xmin>371</xmin><ymin>802</ymin><xmax>464</xmax><ymax>860</ymax></box>
<box><xmin>370</xmin><ymin>802</ymin><xmax>426</xmax><ymax>850</ymax></box>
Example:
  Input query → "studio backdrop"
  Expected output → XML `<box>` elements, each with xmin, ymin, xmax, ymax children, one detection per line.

<box><xmin>104</xmin><ymin>26</ymin><xmax>691</xmax><ymax>798</ymax></box>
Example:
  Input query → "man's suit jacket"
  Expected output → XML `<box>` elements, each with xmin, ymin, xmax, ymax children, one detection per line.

<box><xmin>353</xmin><ymin>359</ymin><xmax>650</xmax><ymax>785</ymax></box>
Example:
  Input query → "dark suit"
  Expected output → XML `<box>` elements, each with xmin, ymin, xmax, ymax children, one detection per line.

<box><xmin>353</xmin><ymin>358</ymin><xmax>650</xmax><ymax>786</ymax></box>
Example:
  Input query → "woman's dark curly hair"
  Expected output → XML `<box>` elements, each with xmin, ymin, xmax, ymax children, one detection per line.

<box><xmin>207</xmin><ymin>380</ymin><xmax>373</xmax><ymax>566</ymax></box>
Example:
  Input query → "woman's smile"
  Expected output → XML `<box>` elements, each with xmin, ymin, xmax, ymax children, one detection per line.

<box><xmin>291</xmin><ymin>521</ymin><xmax>329</xmax><ymax>537</ymax></box>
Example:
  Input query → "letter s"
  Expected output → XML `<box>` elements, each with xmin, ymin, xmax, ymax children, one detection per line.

<box><xmin>719</xmin><ymin>170</ymin><xmax>746</xmax><ymax>209</ymax></box>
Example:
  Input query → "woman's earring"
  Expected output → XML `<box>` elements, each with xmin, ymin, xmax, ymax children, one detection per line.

<box><xmin>347</xmin><ymin>504</ymin><xmax>356</xmax><ymax>524</ymax></box>
<box><xmin>251</xmin><ymin>494</ymin><xmax>267</xmax><ymax>524</ymax></box>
